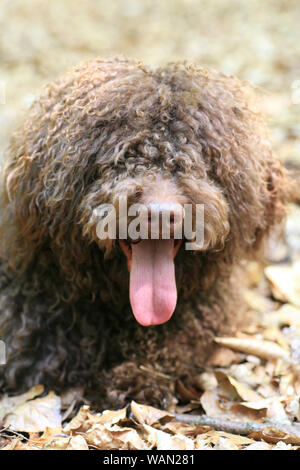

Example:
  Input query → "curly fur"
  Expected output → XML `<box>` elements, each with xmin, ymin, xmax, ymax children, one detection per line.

<box><xmin>0</xmin><ymin>57</ymin><xmax>294</xmax><ymax>409</ymax></box>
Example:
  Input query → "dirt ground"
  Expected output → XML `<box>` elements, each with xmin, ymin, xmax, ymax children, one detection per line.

<box><xmin>0</xmin><ymin>0</ymin><xmax>300</xmax><ymax>169</ymax></box>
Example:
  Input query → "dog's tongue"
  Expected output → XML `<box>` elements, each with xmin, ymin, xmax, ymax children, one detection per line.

<box><xmin>130</xmin><ymin>239</ymin><xmax>177</xmax><ymax>326</ymax></box>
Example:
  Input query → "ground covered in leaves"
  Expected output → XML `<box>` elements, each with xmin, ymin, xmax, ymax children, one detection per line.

<box><xmin>0</xmin><ymin>0</ymin><xmax>300</xmax><ymax>451</ymax></box>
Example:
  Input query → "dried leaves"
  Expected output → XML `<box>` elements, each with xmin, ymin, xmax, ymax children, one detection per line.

<box><xmin>214</xmin><ymin>336</ymin><xmax>291</xmax><ymax>362</ymax></box>
<box><xmin>265</xmin><ymin>263</ymin><xmax>300</xmax><ymax>307</ymax></box>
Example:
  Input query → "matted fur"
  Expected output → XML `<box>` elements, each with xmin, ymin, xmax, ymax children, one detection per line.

<box><xmin>0</xmin><ymin>57</ymin><xmax>294</xmax><ymax>408</ymax></box>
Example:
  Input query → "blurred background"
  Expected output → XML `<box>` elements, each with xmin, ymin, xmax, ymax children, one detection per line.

<box><xmin>0</xmin><ymin>0</ymin><xmax>299</xmax><ymax>170</ymax></box>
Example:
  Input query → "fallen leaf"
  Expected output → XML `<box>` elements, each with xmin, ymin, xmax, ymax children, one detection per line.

<box><xmin>249</xmin><ymin>427</ymin><xmax>300</xmax><ymax>445</ymax></box>
<box><xmin>266</xmin><ymin>397</ymin><xmax>290</xmax><ymax>421</ymax></box>
<box><xmin>98</xmin><ymin>407</ymin><xmax>128</xmax><ymax>425</ymax></box>
<box><xmin>130</xmin><ymin>401</ymin><xmax>174</xmax><ymax>426</ymax></box>
<box><xmin>194</xmin><ymin>371</ymin><xmax>218</xmax><ymax>391</ymax></box>
<box><xmin>176</xmin><ymin>380</ymin><xmax>200</xmax><ymax>401</ymax></box>
<box><xmin>244</xmin><ymin>441</ymin><xmax>272</xmax><ymax>450</ymax></box>
<box><xmin>195</xmin><ymin>430</ymin><xmax>255</xmax><ymax>448</ymax></box>
<box><xmin>64</xmin><ymin>405</ymin><xmax>103</xmax><ymax>433</ymax></box>
<box><xmin>264</xmin><ymin>304</ymin><xmax>300</xmax><ymax>328</ymax></box>
<box><xmin>83</xmin><ymin>422</ymin><xmax>148</xmax><ymax>450</ymax></box>
<box><xmin>4</xmin><ymin>391</ymin><xmax>61</xmax><ymax>432</ymax></box>
<box><xmin>66</xmin><ymin>435</ymin><xmax>90</xmax><ymax>450</ymax></box>
<box><xmin>218</xmin><ymin>374</ymin><xmax>263</xmax><ymax>403</ymax></box>
<box><xmin>208</xmin><ymin>346</ymin><xmax>243</xmax><ymax>367</ymax></box>
<box><xmin>215</xmin><ymin>436</ymin><xmax>240</xmax><ymax>450</ymax></box>
<box><xmin>215</xmin><ymin>336</ymin><xmax>291</xmax><ymax>362</ymax></box>
<box><xmin>0</xmin><ymin>385</ymin><xmax>44</xmax><ymax>421</ymax></box>
<box><xmin>200</xmin><ymin>390</ymin><xmax>227</xmax><ymax>418</ymax></box>
<box><xmin>143</xmin><ymin>424</ymin><xmax>194</xmax><ymax>450</ymax></box>
<box><xmin>265</xmin><ymin>263</ymin><xmax>300</xmax><ymax>307</ymax></box>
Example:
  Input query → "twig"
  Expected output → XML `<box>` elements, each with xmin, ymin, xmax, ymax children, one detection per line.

<box><xmin>175</xmin><ymin>414</ymin><xmax>300</xmax><ymax>441</ymax></box>
<box><xmin>139</xmin><ymin>365</ymin><xmax>173</xmax><ymax>380</ymax></box>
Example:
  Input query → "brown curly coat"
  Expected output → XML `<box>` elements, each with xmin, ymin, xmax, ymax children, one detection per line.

<box><xmin>0</xmin><ymin>57</ymin><xmax>294</xmax><ymax>409</ymax></box>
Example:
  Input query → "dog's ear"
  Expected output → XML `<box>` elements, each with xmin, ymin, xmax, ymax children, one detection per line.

<box><xmin>187</xmin><ymin>69</ymin><xmax>299</xmax><ymax>257</ymax></box>
<box><xmin>195</xmin><ymin>78</ymin><xmax>297</xmax><ymax>257</ymax></box>
<box><xmin>209</xmin><ymin>142</ymin><xmax>297</xmax><ymax>258</ymax></box>
<box><xmin>208</xmin><ymin>142</ymin><xmax>297</xmax><ymax>258</ymax></box>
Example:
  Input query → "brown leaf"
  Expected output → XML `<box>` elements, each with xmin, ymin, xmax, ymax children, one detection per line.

<box><xmin>64</xmin><ymin>405</ymin><xmax>105</xmax><ymax>433</ymax></box>
<box><xmin>143</xmin><ymin>424</ymin><xmax>194</xmax><ymax>450</ymax></box>
<box><xmin>264</xmin><ymin>304</ymin><xmax>300</xmax><ymax>328</ymax></box>
<box><xmin>249</xmin><ymin>427</ymin><xmax>300</xmax><ymax>445</ymax></box>
<box><xmin>193</xmin><ymin>371</ymin><xmax>218</xmax><ymax>391</ymax></box>
<box><xmin>175</xmin><ymin>380</ymin><xmax>201</xmax><ymax>401</ymax></box>
<box><xmin>208</xmin><ymin>346</ymin><xmax>243</xmax><ymax>367</ymax></box>
<box><xmin>200</xmin><ymin>390</ymin><xmax>227</xmax><ymax>418</ymax></box>
<box><xmin>215</xmin><ymin>371</ymin><xmax>263</xmax><ymax>403</ymax></box>
<box><xmin>214</xmin><ymin>336</ymin><xmax>291</xmax><ymax>361</ymax></box>
<box><xmin>4</xmin><ymin>391</ymin><xmax>61</xmax><ymax>432</ymax></box>
<box><xmin>0</xmin><ymin>385</ymin><xmax>45</xmax><ymax>421</ymax></box>
<box><xmin>265</xmin><ymin>263</ymin><xmax>300</xmax><ymax>307</ymax></box>
<box><xmin>130</xmin><ymin>401</ymin><xmax>174</xmax><ymax>426</ymax></box>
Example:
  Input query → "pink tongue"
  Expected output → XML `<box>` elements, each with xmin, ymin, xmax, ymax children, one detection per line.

<box><xmin>130</xmin><ymin>239</ymin><xmax>177</xmax><ymax>326</ymax></box>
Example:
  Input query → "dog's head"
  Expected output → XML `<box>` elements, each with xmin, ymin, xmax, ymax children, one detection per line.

<box><xmin>2</xmin><ymin>57</ymin><xmax>294</xmax><ymax>324</ymax></box>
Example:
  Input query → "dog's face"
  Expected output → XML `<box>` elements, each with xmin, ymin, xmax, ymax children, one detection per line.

<box><xmin>2</xmin><ymin>58</ymin><xmax>292</xmax><ymax>325</ymax></box>
<box><xmin>91</xmin><ymin>173</ymin><xmax>230</xmax><ymax>326</ymax></box>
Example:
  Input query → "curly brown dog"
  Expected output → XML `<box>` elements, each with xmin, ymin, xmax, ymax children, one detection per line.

<box><xmin>0</xmin><ymin>57</ymin><xmax>294</xmax><ymax>409</ymax></box>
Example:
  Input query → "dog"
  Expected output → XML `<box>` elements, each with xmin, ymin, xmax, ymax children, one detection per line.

<box><xmin>0</xmin><ymin>57</ymin><xmax>293</xmax><ymax>408</ymax></box>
